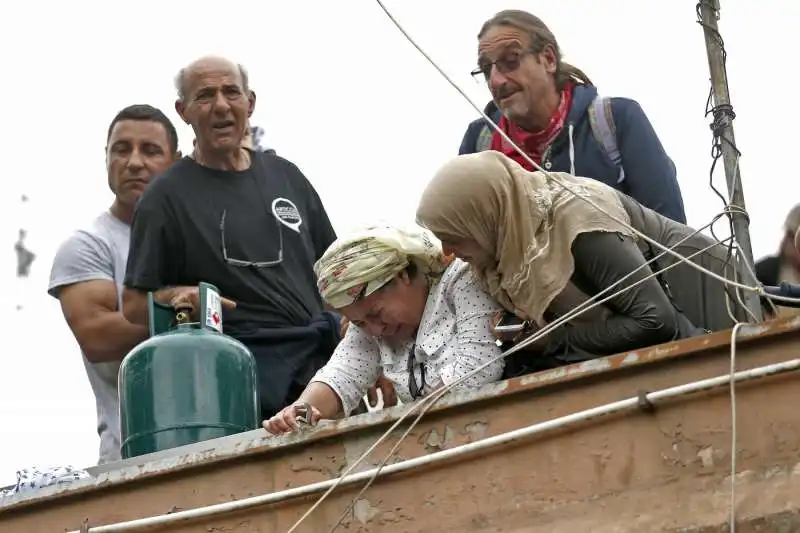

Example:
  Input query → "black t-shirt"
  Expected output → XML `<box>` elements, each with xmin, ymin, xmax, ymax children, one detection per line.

<box><xmin>124</xmin><ymin>152</ymin><xmax>337</xmax><ymax>328</ymax></box>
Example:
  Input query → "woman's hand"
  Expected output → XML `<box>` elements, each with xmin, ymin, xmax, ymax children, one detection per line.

<box><xmin>262</xmin><ymin>402</ymin><xmax>322</xmax><ymax>435</ymax></box>
<box><xmin>339</xmin><ymin>316</ymin><xmax>351</xmax><ymax>338</ymax></box>
<box><xmin>366</xmin><ymin>373</ymin><xmax>398</xmax><ymax>408</ymax></box>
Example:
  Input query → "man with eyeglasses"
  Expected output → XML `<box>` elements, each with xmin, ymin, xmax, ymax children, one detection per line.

<box><xmin>458</xmin><ymin>10</ymin><xmax>686</xmax><ymax>224</ymax></box>
<box><xmin>122</xmin><ymin>56</ymin><xmax>341</xmax><ymax>420</ymax></box>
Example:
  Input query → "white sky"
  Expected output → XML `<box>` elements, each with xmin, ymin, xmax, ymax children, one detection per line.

<box><xmin>0</xmin><ymin>0</ymin><xmax>795</xmax><ymax>487</ymax></box>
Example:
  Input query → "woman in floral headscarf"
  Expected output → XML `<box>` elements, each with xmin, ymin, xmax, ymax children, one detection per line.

<box><xmin>263</xmin><ymin>224</ymin><xmax>505</xmax><ymax>434</ymax></box>
<box><xmin>415</xmin><ymin>151</ymin><xmax>740</xmax><ymax>376</ymax></box>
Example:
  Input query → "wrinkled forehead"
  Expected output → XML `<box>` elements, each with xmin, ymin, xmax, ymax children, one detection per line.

<box><xmin>478</xmin><ymin>25</ymin><xmax>530</xmax><ymax>60</ymax></box>
<box><xmin>185</xmin><ymin>61</ymin><xmax>243</xmax><ymax>95</ymax></box>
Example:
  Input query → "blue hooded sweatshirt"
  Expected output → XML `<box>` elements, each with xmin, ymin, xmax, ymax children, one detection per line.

<box><xmin>458</xmin><ymin>84</ymin><xmax>687</xmax><ymax>224</ymax></box>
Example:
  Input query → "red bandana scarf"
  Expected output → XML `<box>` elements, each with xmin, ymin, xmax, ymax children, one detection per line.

<box><xmin>489</xmin><ymin>82</ymin><xmax>574</xmax><ymax>170</ymax></box>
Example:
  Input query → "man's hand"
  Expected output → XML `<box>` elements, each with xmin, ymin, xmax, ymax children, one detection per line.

<box><xmin>366</xmin><ymin>373</ymin><xmax>397</xmax><ymax>409</ymax></box>
<box><xmin>167</xmin><ymin>286</ymin><xmax>236</xmax><ymax>318</ymax></box>
<box><xmin>263</xmin><ymin>403</ymin><xmax>322</xmax><ymax>435</ymax></box>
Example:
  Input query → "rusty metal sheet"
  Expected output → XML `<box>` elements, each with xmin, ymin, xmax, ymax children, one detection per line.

<box><xmin>1</xmin><ymin>316</ymin><xmax>799</xmax><ymax>533</ymax></box>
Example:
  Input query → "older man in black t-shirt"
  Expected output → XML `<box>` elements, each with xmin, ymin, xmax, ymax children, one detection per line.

<box><xmin>122</xmin><ymin>55</ymin><xmax>340</xmax><ymax>418</ymax></box>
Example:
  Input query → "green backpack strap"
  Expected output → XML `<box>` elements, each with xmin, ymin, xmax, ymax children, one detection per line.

<box><xmin>588</xmin><ymin>95</ymin><xmax>625</xmax><ymax>184</ymax></box>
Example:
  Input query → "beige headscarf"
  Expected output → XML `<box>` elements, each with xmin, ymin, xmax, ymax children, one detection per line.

<box><xmin>783</xmin><ymin>203</ymin><xmax>800</xmax><ymax>236</ymax></box>
<box><xmin>314</xmin><ymin>224</ymin><xmax>450</xmax><ymax>309</ymax></box>
<box><xmin>416</xmin><ymin>151</ymin><xmax>635</xmax><ymax>325</ymax></box>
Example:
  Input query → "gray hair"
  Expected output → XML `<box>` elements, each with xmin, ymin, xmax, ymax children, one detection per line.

<box><xmin>479</xmin><ymin>10</ymin><xmax>592</xmax><ymax>90</ymax></box>
<box><xmin>174</xmin><ymin>61</ymin><xmax>250</xmax><ymax>102</ymax></box>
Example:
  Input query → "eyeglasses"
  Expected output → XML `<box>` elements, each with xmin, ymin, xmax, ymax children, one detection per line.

<box><xmin>407</xmin><ymin>343</ymin><xmax>426</xmax><ymax>400</ymax></box>
<box><xmin>220</xmin><ymin>209</ymin><xmax>283</xmax><ymax>268</ymax></box>
<box><xmin>471</xmin><ymin>48</ymin><xmax>537</xmax><ymax>81</ymax></box>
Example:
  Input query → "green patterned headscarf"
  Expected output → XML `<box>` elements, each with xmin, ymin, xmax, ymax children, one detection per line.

<box><xmin>315</xmin><ymin>224</ymin><xmax>448</xmax><ymax>309</ymax></box>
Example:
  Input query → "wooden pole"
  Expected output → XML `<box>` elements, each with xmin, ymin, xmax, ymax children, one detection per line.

<box><xmin>698</xmin><ymin>0</ymin><xmax>763</xmax><ymax>321</ymax></box>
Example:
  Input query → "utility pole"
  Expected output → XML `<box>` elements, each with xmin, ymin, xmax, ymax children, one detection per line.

<box><xmin>698</xmin><ymin>0</ymin><xmax>763</xmax><ymax>321</ymax></box>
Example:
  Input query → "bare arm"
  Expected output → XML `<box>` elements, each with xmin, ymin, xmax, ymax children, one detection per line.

<box><xmin>296</xmin><ymin>381</ymin><xmax>344</xmax><ymax>419</ymax></box>
<box><xmin>49</xmin><ymin>227</ymin><xmax>149</xmax><ymax>361</ymax></box>
<box><xmin>263</xmin><ymin>377</ymin><xmax>346</xmax><ymax>434</ymax></box>
<box><xmin>60</xmin><ymin>280</ymin><xmax>148</xmax><ymax>363</ymax></box>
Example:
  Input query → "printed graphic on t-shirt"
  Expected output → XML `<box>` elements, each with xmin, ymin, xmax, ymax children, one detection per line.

<box><xmin>271</xmin><ymin>197</ymin><xmax>303</xmax><ymax>233</ymax></box>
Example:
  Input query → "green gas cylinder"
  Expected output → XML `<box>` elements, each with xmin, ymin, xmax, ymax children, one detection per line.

<box><xmin>119</xmin><ymin>282</ymin><xmax>259</xmax><ymax>459</ymax></box>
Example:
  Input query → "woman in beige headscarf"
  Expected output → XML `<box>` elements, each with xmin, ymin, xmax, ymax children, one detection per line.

<box><xmin>263</xmin><ymin>224</ymin><xmax>505</xmax><ymax>434</ymax></box>
<box><xmin>415</xmin><ymin>151</ymin><xmax>737</xmax><ymax>375</ymax></box>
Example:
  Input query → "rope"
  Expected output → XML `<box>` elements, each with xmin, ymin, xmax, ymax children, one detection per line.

<box><xmin>289</xmin><ymin>230</ymin><xmax>735</xmax><ymax>532</ymax></box>
<box><xmin>284</xmin><ymin>3</ymin><xmax>786</xmax><ymax>531</ymax></box>
<box><xmin>728</xmin><ymin>322</ymin><xmax>744</xmax><ymax>532</ymax></box>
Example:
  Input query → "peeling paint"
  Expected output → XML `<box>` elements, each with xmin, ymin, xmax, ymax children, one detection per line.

<box><xmin>289</xmin><ymin>455</ymin><xmax>339</xmax><ymax>478</ymax></box>
<box><xmin>353</xmin><ymin>498</ymin><xmax>381</xmax><ymax>524</ymax></box>
<box><xmin>758</xmin><ymin>465</ymin><xmax>787</xmax><ymax>480</ymax></box>
<box><xmin>463</xmin><ymin>421</ymin><xmax>489</xmax><ymax>442</ymax></box>
<box><xmin>520</xmin><ymin>357</ymin><xmax>612</xmax><ymax>386</ymax></box>
<box><xmin>420</xmin><ymin>425</ymin><xmax>455</xmax><ymax>452</ymax></box>
<box><xmin>377</xmin><ymin>506</ymin><xmax>414</xmax><ymax>525</ymax></box>
<box><xmin>645</xmin><ymin>343</ymin><xmax>681</xmax><ymax>359</ymax></box>
<box><xmin>2</xmin><ymin>315</ymin><xmax>798</xmax><ymax>517</ymax></box>
<box><xmin>342</xmin><ymin>433</ymin><xmax>382</xmax><ymax>475</ymax></box>
<box><xmin>719</xmin><ymin>462</ymin><xmax>798</xmax><ymax>489</ymax></box>
<box><xmin>740</xmin><ymin>324</ymin><xmax>771</xmax><ymax>337</ymax></box>
<box><xmin>697</xmin><ymin>446</ymin><xmax>715</xmax><ymax>469</ymax></box>
<box><xmin>621</xmin><ymin>353</ymin><xmax>640</xmax><ymax>365</ymax></box>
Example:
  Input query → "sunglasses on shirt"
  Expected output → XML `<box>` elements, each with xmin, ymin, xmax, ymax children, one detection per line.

<box><xmin>220</xmin><ymin>209</ymin><xmax>284</xmax><ymax>268</ymax></box>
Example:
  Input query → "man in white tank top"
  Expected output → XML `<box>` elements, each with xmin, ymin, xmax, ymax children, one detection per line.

<box><xmin>48</xmin><ymin>105</ymin><xmax>181</xmax><ymax>464</ymax></box>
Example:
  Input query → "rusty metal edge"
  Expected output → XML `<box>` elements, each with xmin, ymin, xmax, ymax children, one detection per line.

<box><xmin>2</xmin><ymin>316</ymin><xmax>798</xmax><ymax>514</ymax></box>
